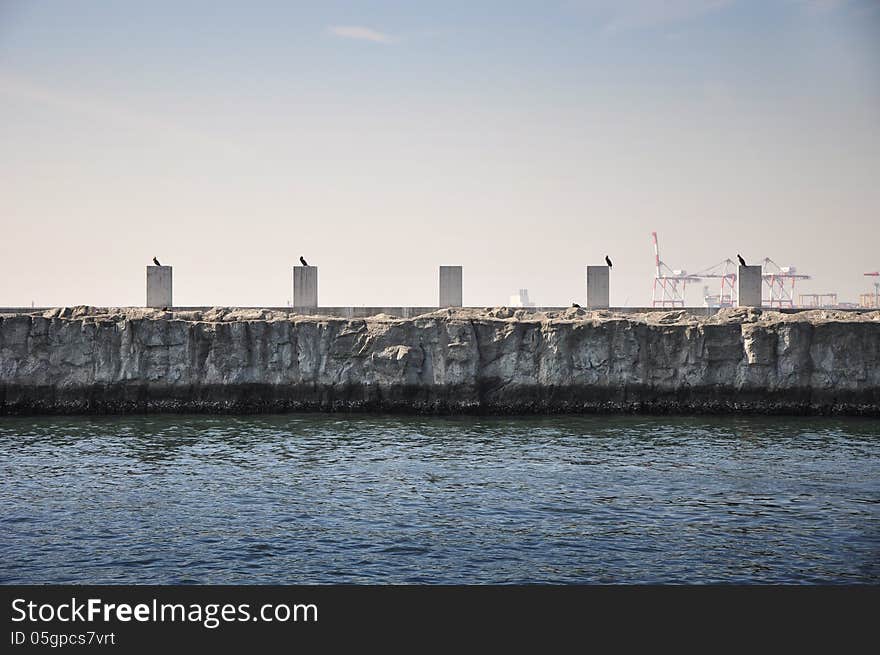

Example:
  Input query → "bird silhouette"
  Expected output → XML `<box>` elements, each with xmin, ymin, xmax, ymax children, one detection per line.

<box><xmin>299</xmin><ymin>256</ymin><xmax>309</xmax><ymax>266</ymax></box>
<box><xmin>152</xmin><ymin>257</ymin><xmax>161</xmax><ymax>266</ymax></box>
<box><xmin>737</xmin><ymin>254</ymin><xmax>746</xmax><ymax>267</ymax></box>
<box><xmin>571</xmin><ymin>302</ymin><xmax>581</xmax><ymax>308</ymax></box>
<box><xmin>605</xmin><ymin>255</ymin><xmax>613</xmax><ymax>268</ymax></box>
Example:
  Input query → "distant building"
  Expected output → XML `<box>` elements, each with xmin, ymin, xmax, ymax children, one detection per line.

<box><xmin>508</xmin><ymin>289</ymin><xmax>535</xmax><ymax>307</ymax></box>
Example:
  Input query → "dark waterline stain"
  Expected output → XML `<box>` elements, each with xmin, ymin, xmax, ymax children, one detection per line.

<box><xmin>0</xmin><ymin>414</ymin><xmax>878</xmax><ymax>584</ymax></box>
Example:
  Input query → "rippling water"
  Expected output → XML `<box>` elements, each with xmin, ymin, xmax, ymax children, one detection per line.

<box><xmin>0</xmin><ymin>414</ymin><xmax>878</xmax><ymax>584</ymax></box>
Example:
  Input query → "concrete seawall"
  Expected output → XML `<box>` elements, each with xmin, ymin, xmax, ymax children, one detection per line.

<box><xmin>1</xmin><ymin>306</ymin><xmax>879</xmax><ymax>415</ymax></box>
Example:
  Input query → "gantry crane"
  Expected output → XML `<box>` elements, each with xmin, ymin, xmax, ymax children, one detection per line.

<box><xmin>651</xmin><ymin>232</ymin><xmax>701</xmax><ymax>307</ymax></box>
<box><xmin>762</xmin><ymin>258</ymin><xmax>810</xmax><ymax>308</ymax></box>
<box><xmin>695</xmin><ymin>258</ymin><xmax>737</xmax><ymax>308</ymax></box>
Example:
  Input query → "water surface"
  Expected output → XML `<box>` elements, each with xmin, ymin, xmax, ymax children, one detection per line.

<box><xmin>1</xmin><ymin>414</ymin><xmax>877</xmax><ymax>583</ymax></box>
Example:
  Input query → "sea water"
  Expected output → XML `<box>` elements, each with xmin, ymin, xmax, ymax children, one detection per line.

<box><xmin>1</xmin><ymin>414</ymin><xmax>877</xmax><ymax>584</ymax></box>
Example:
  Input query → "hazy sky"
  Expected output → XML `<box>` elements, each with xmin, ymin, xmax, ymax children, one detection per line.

<box><xmin>1</xmin><ymin>0</ymin><xmax>878</xmax><ymax>307</ymax></box>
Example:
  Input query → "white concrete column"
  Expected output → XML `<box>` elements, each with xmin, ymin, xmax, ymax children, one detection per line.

<box><xmin>586</xmin><ymin>265</ymin><xmax>610</xmax><ymax>309</ymax></box>
<box><xmin>293</xmin><ymin>266</ymin><xmax>318</xmax><ymax>308</ymax></box>
<box><xmin>439</xmin><ymin>266</ymin><xmax>463</xmax><ymax>307</ymax></box>
<box><xmin>146</xmin><ymin>266</ymin><xmax>172</xmax><ymax>308</ymax></box>
<box><xmin>737</xmin><ymin>265</ymin><xmax>762</xmax><ymax>307</ymax></box>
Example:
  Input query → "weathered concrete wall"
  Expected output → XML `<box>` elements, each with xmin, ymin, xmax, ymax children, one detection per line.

<box><xmin>1</xmin><ymin>306</ymin><xmax>878</xmax><ymax>415</ymax></box>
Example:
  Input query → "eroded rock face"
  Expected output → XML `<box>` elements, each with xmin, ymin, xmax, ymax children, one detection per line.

<box><xmin>1</xmin><ymin>307</ymin><xmax>878</xmax><ymax>414</ymax></box>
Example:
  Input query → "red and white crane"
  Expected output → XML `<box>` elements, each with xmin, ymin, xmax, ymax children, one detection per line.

<box><xmin>762</xmin><ymin>258</ymin><xmax>810</xmax><ymax>309</ymax></box>
<box><xmin>651</xmin><ymin>232</ymin><xmax>701</xmax><ymax>307</ymax></box>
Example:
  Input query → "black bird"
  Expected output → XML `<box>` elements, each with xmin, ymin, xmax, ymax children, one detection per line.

<box><xmin>737</xmin><ymin>254</ymin><xmax>746</xmax><ymax>267</ymax></box>
<box><xmin>299</xmin><ymin>256</ymin><xmax>309</xmax><ymax>266</ymax></box>
<box><xmin>152</xmin><ymin>256</ymin><xmax>161</xmax><ymax>266</ymax></box>
<box><xmin>571</xmin><ymin>302</ymin><xmax>581</xmax><ymax>308</ymax></box>
<box><xmin>605</xmin><ymin>255</ymin><xmax>613</xmax><ymax>268</ymax></box>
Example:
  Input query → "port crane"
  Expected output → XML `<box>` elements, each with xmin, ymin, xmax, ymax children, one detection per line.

<box><xmin>762</xmin><ymin>258</ymin><xmax>810</xmax><ymax>309</ymax></box>
<box><xmin>651</xmin><ymin>232</ymin><xmax>701</xmax><ymax>307</ymax></box>
<box><xmin>695</xmin><ymin>258</ymin><xmax>737</xmax><ymax>308</ymax></box>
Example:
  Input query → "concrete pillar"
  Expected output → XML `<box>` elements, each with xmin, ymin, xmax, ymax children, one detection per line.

<box><xmin>146</xmin><ymin>266</ymin><xmax>172</xmax><ymax>308</ymax></box>
<box><xmin>586</xmin><ymin>266</ymin><xmax>610</xmax><ymax>309</ymax></box>
<box><xmin>293</xmin><ymin>266</ymin><xmax>318</xmax><ymax>308</ymax></box>
<box><xmin>737</xmin><ymin>265</ymin><xmax>763</xmax><ymax>307</ymax></box>
<box><xmin>439</xmin><ymin>266</ymin><xmax>463</xmax><ymax>307</ymax></box>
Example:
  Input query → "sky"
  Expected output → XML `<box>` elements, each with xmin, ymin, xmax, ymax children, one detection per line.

<box><xmin>1</xmin><ymin>0</ymin><xmax>878</xmax><ymax>308</ymax></box>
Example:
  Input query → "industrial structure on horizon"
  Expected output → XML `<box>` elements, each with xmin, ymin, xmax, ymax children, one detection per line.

<box><xmin>651</xmin><ymin>232</ymin><xmax>875</xmax><ymax>310</ymax></box>
<box><xmin>863</xmin><ymin>272</ymin><xmax>880</xmax><ymax>309</ymax></box>
<box><xmin>141</xmin><ymin>247</ymin><xmax>879</xmax><ymax>311</ymax></box>
<box><xmin>508</xmin><ymin>289</ymin><xmax>536</xmax><ymax>308</ymax></box>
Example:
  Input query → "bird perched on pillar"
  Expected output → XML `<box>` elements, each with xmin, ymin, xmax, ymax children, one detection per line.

<box><xmin>737</xmin><ymin>254</ymin><xmax>746</xmax><ymax>267</ymax></box>
<box><xmin>605</xmin><ymin>255</ymin><xmax>613</xmax><ymax>268</ymax></box>
<box><xmin>299</xmin><ymin>256</ymin><xmax>309</xmax><ymax>266</ymax></box>
<box><xmin>152</xmin><ymin>256</ymin><xmax>161</xmax><ymax>266</ymax></box>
